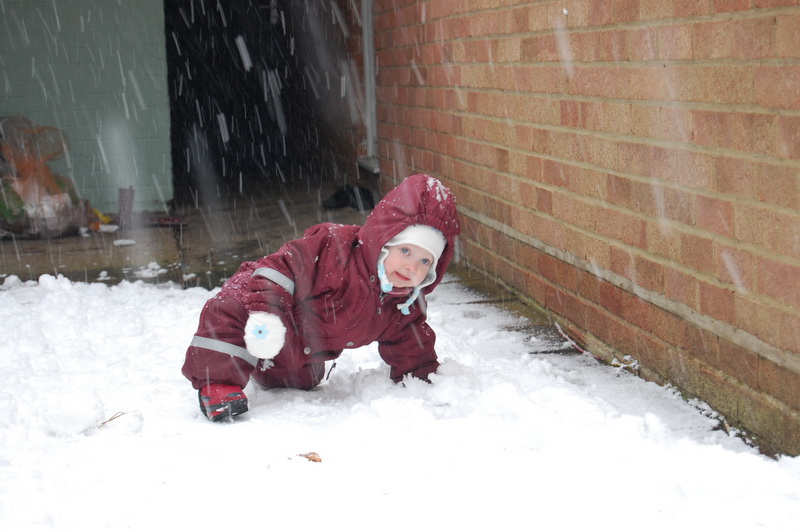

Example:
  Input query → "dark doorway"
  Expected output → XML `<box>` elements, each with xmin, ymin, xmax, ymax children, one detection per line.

<box><xmin>163</xmin><ymin>0</ymin><xmax>364</xmax><ymax>207</ymax></box>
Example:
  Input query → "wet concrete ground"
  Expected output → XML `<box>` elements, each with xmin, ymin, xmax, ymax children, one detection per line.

<box><xmin>0</xmin><ymin>183</ymin><xmax>364</xmax><ymax>286</ymax></box>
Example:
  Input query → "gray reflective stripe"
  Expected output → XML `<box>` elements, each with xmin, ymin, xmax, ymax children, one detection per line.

<box><xmin>191</xmin><ymin>336</ymin><xmax>259</xmax><ymax>367</ymax></box>
<box><xmin>252</xmin><ymin>267</ymin><xmax>295</xmax><ymax>295</ymax></box>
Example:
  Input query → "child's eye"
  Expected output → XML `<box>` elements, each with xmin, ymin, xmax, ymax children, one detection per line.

<box><xmin>400</xmin><ymin>247</ymin><xmax>410</xmax><ymax>255</ymax></box>
<box><xmin>421</xmin><ymin>258</ymin><xmax>430</xmax><ymax>265</ymax></box>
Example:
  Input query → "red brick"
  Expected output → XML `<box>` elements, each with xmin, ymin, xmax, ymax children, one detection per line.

<box><xmin>693</xmin><ymin>17</ymin><xmax>775</xmax><ymax>60</ymax></box>
<box><xmin>665</xmin><ymin>266</ymin><xmax>699</xmax><ymax>309</ymax></box>
<box><xmin>755</xmin><ymin>66</ymin><xmax>800</xmax><ymax>110</ymax></box>
<box><xmin>626</xmin><ymin>28</ymin><xmax>657</xmax><ymax>61</ymax></box>
<box><xmin>564</xmin><ymin>166</ymin><xmax>606</xmax><ymax>200</ymax></box>
<box><xmin>714</xmin><ymin>245</ymin><xmax>757</xmax><ymax>294</ymax></box>
<box><xmin>607</xmin><ymin>174</ymin><xmax>633</xmax><ymax>208</ymax></box>
<box><xmin>714</xmin><ymin>156</ymin><xmax>799</xmax><ymax>211</ymax></box>
<box><xmin>700</xmin><ymin>282</ymin><xmax>735</xmax><ymax>323</ymax></box>
<box><xmin>650</xmin><ymin>148</ymin><xmax>714</xmax><ymax>191</ymax></box>
<box><xmin>606</xmin><ymin>313</ymin><xmax>641</xmax><ymax>356</ymax></box>
<box><xmin>736</xmin><ymin>17</ymin><xmax>778</xmax><ymax>59</ymax></box>
<box><xmin>678</xmin><ymin>64</ymin><xmax>755</xmax><ymax>106</ymax></box>
<box><xmin>594</xmin><ymin>31</ymin><xmax>629</xmax><ymax>62</ymax></box>
<box><xmin>676</xmin><ymin>0</ymin><xmax>713</xmax><ymax>16</ymax></box>
<box><xmin>610</xmin><ymin>246</ymin><xmax>634</xmax><ymax>279</ymax></box>
<box><xmin>777</xmin><ymin>116</ymin><xmax>800</xmax><ymax>159</ymax></box>
<box><xmin>604</xmin><ymin>210</ymin><xmax>647</xmax><ymax>248</ymax></box>
<box><xmin>617</xmin><ymin>142</ymin><xmax>653</xmax><ymax>177</ymax></box>
<box><xmin>536</xmin><ymin>188</ymin><xmax>553</xmax><ymax>214</ymax></box>
<box><xmin>536</xmin><ymin>253</ymin><xmax>558</xmax><ymax>283</ymax></box>
<box><xmin>627</xmin><ymin>181</ymin><xmax>657</xmax><ymax>218</ymax></box>
<box><xmin>735</xmin><ymin>295</ymin><xmax>798</xmax><ymax>353</ymax></box>
<box><xmin>692</xmin><ymin>21</ymin><xmax>734</xmax><ymax>60</ymax></box>
<box><xmin>759</xmin><ymin>258</ymin><xmax>800</xmax><ymax>308</ymax></box>
<box><xmin>777</xmin><ymin>308</ymin><xmax>800</xmax><ymax>353</ymax></box>
<box><xmin>584</xmin><ymin>303</ymin><xmax>611</xmax><ymax>342</ymax></box>
<box><xmin>646</xmin><ymin>220</ymin><xmax>681</xmax><ymax>262</ymax></box>
<box><xmin>716</xmin><ymin>337</ymin><xmax>759</xmax><ymax>389</ymax></box>
<box><xmin>521</xmin><ymin>35</ymin><xmax>556</xmax><ymax>62</ymax></box>
<box><xmin>584</xmin><ymin>101</ymin><xmax>632</xmax><ymax>135</ymax></box>
<box><xmin>693</xmin><ymin>328</ymin><xmax>722</xmax><ymax>368</ymax></box>
<box><xmin>597</xmin><ymin>281</ymin><xmax>627</xmax><ymax>316</ymax></box>
<box><xmin>734</xmin><ymin>204</ymin><xmax>800</xmax><ymax>259</ymax></box>
<box><xmin>691</xmin><ymin>110</ymin><xmax>775</xmax><ymax>154</ymax></box>
<box><xmin>662</xmin><ymin>187</ymin><xmax>694</xmax><ymax>226</ymax></box>
<box><xmin>560</xmin><ymin>100</ymin><xmax>585</xmax><ymax>128</ymax></box>
<box><xmin>635</xmin><ymin>332</ymin><xmax>672</xmax><ymax>378</ymax></box>
<box><xmin>695</xmin><ymin>195</ymin><xmax>734</xmax><ymax>237</ymax></box>
<box><xmin>681</xmin><ymin>233</ymin><xmax>715</xmax><ymax>274</ymax></box>
<box><xmin>656</xmin><ymin>25</ymin><xmax>692</xmax><ymax>60</ymax></box>
<box><xmin>619</xmin><ymin>290</ymin><xmax>650</xmax><ymax>329</ymax></box>
<box><xmin>557</xmin><ymin>257</ymin><xmax>581</xmax><ymax>293</ymax></box>
<box><xmin>776</xmin><ymin>14</ymin><xmax>800</xmax><ymax>58</ymax></box>
<box><xmin>541</xmin><ymin>159</ymin><xmax>568</xmax><ymax>188</ymax></box>
<box><xmin>758</xmin><ymin>357</ymin><xmax>800</xmax><ymax>411</ymax></box>
<box><xmin>652</xmin><ymin>305</ymin><xmax>693</xmax><ymax>348</ymax></box>
<box><xmin>588</xmin><ymin>1</ymin><xmax>615</xmax><ymax>25</ymax></box>
<box><xmin>713</xmin><ymin>0</ymin><xmax>752</xmax><ymax>11</ymax></box>
<box><xmin>614</xmin><ymin>0</ymin><xmax>641</xmax><ymax>23</ymax></box>
<box><xmin>754</xmin><ymin>0</ymin><xmax>800</xmax><ymax>7</ymax></box>
<box><xmin>634</xmin><ymin>255</ymin><xmax>665</xmax><ymax>293</ymax></box>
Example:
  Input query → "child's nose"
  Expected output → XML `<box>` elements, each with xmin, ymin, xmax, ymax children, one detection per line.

<box><xmin>402</xmin><ymin>260</ymin><xmax>419</xmax><ymax>275</ymax></box>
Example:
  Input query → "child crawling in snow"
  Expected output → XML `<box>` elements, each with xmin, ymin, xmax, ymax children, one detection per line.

<box><xmin>181</xmin><ymin>174</ymin><xmax>461</xmax><ymax>421</ymax></box>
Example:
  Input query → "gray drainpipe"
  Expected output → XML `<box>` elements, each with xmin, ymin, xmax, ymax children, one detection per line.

<box><xmin>358</xmin><ymin>0</ymin><xmax>379</xmax><ymax>175</ymax></box>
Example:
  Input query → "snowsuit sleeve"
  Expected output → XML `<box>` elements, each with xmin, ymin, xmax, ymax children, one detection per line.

<box><xmin>378</xmin><ymin>303</ymin><xmax>439</xmax><ymax>382</ymax></box>
<box><xmin>240</xmin><ymin>224</ymin><xmax>335</xmax><ymax>314</ymax></box>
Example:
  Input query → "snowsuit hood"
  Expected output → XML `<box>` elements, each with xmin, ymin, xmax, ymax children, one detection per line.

<box><xmin>358</xmin><ymin>174</ymin><xmax>460</xmax><ymax>296</ymax></box>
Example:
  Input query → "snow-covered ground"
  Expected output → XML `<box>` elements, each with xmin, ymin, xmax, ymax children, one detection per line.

<box><xmin>1</xmin><ymin>274</ymin><xmax>798</xmax><ymax>531</ymax></box>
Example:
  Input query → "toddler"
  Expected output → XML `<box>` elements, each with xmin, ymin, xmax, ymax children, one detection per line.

<box><xmin>181</xmin><ymin>173</ymin><xmax>460</xmax><ymax>421</ymax></box>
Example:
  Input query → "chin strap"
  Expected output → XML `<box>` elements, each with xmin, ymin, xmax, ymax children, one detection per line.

<box><xmin>396</xmin><ymin>286</ymin><xmax>421</xmax><ymax>315</ymax></box>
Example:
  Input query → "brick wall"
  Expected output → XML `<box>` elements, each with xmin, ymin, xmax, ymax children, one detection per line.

<box><xmin>374</xmin><ymin>0</ymin><xmax>800</xmax><ymax>455</ymax></box>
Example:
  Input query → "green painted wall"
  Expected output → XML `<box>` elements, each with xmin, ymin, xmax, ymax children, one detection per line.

<box><xmin>0</xmin><ymin>0</ymin><xmax>173</xmax><ymax>214</ymax></box>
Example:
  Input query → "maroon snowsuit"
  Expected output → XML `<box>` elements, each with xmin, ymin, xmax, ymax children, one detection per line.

<box><xmin>181</xmin><ymin>174</ymin><xmax>460</xmax><ymax>391</ymax></box>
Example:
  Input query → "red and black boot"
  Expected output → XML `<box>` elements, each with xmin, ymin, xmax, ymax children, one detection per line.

<box><xmin>198</xmin><ymin>384</ymin><xmax>248</xmax><ymax>422</ymax></box>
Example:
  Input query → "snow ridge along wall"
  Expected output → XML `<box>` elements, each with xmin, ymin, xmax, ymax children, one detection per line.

<box><xmin>370</xmin><ymin>0</ymin><xmax>800</xmax><ymax>455</ymax></box>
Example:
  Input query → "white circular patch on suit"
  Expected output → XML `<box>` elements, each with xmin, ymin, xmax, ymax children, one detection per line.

<box><xmin>244</xmin><ymin>311</ymin><xmax>286</xmax><ymax>360</ymax></box>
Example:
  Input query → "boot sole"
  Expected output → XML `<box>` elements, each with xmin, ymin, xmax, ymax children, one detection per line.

<box><xmin>199</xmin><ymin>396</ymin><xmax>248</xmax><ymax>422</ymax></box>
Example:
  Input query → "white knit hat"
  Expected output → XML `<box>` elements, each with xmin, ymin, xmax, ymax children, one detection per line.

<box><xmin>385</xmin><ymin>224</ymin><xmax>446</xmax><ymax>266</ymax></box>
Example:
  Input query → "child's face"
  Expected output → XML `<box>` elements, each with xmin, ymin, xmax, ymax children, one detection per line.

<box><xmin>383</xmin><ymin>243</ymin><xmax>434</xmax><ymax>288</ymax></box>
